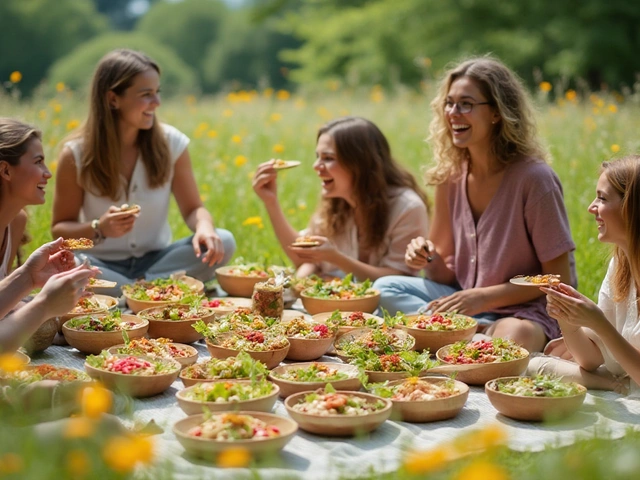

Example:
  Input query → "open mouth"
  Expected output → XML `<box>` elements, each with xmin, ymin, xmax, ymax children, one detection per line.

<box><xmin>451</xmin><ymin>123</ymin><xmax>470</xmax><ymax>133</ymax></box>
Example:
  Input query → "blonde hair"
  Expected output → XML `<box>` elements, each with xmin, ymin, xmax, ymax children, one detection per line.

<box><xmin>601</xmin><ymin>155</ymin><xmax>640</xmax><ymax>302</ymax></box>
<box><xmin>425</xmin><ymin>56</ymin><xmax>546</xmax><ymax>185</ymax></box>
<box><xmin>73</xmin><ymin>49</ymin><xmax>170</xmax><ymax>200</ymax></box>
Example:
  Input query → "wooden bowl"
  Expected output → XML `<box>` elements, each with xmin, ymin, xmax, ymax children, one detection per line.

<box><xmin>173</xmin><ymin>412</ymin><xmax>297</xmax><ymax>459</ymax></box>
<box><xmin>435</xmin><ymin>345</ymin><xmax>530</xmax><ymax>386</ymax></box>
<box><xmin>58</xmin><ymin>294</ymin><xmax>119</xmax><ymax>331</ymax></box>
<box><xmin>84</xmin><ymin>354</ymin><xmax>180</xmax><ymax>398</ymax></box>
<box><xmin>176</xmin><ymin>380</ymin><xmax>279</xmax><ymax>416</ymax></box>
<box><xmin>285</xmin><ymin>336</ymin><xmax>335</xmax><ymax>361</ymax></box>
<box><xmin>269</xmin><ymin>363</ymin><xmax>361</xmax><ymax>398</ymax></box>
<box><xmin>137</xmin><ymin>305</ymin><xmax>215</xmax><ymax>344</ymax></box>
<box><xmin>485</xmin><ymin>376</ymin><xmax>587</xmax><ymax>421</ymax></box>
<box><xmin>23</xmin><ymin>318</ymin><xmax>58</xmax><ymax>353</ymax></box>
<box><xmin>284</xmin><ymin>390</ymin><xmax>392</xmax><ymax>436</ymax></box>
<box><xmin>107</xmin><ymin>342</ymin><xmax>198</xmax><ymax>369</ymax></box>
<box><xmin>205</xmin><ymin>297</ymin><xmax>253</xmax><ymax>317</ymax></box>
<box><xmin>178</xmin><ymin>355</ymin><xmax>267</xmax><ymax>388</ymax></box>
<box><xmin>364</xmin><ymin>370</ymin><xmax>419</xmax><ymax>383</ymax></box>
<box><xmin>334</xmin><ymin>328</ymin><xmax>416</xmax><ymax>360</ymax></box>
<box><xmin>205</xmin><ymin>335</ymin><xmax>290</xmax><ymax>370</ymax></box>
<box><xmin>300</xmin><ymin>290</ymin><xmax>380</xmax><ymax>315</ymax></box>
<box><xmin>311</xmin><ymin>311</ymin><xmax>383</xmax><ymax>335</ymax></box>
<box><xmin>123</xmin><ymin>276</ymin><xmax>203</xmax><ymax>314</ymax></box>
<box><xmin>399</xmin><ymin>315</ymin><xmax>477</xmax><ymax>353</ymax></box>
<box><xmin>13</xmin><ymin>350</ymin><xmax>31</xmax><ymax>365</ymax></box>
<box><xmin>62</xmin><ymin>315</ymin><xmax>149</xmax><ymax>355</ymax></box>
<box><xmin>382</xmin><ymin>377</ymin><xmax>469</xmax><ymax>423</ymax></box>
<box><xmin>215</xmin><ymin>266</ymin><xmax>269</xmax><ymax>297</ymax></box>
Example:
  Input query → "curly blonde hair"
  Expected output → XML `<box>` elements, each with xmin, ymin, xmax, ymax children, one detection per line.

<box><xmin>425</xmin><ymin>56</ymin><xmax>547</xmax><ymax>185</ymax></box>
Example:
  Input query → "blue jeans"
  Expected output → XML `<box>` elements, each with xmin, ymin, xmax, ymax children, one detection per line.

<box><xmin>77</xmin><ymin>229</ymin><xmax>236</xmax><ymax>295</ymax></box>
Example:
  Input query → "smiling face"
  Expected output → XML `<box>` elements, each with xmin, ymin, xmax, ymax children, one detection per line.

<box><xmin>588</xmin><ymin>172</ymin><xmax>626</xmax><ymax>248</ymax></box>
<box><xmin>109</xmin><ymin>68</ymin><xmax>161</xmax><ymax>133</ymax></box>
<box><xmin>1</xmin><ymin>138</ymin><xmax>51</xmax><ymax>205</ymax></box>
<box><xmin>313</xmin><ymin>133</ymin><xmax>355</xmax><ymax>205</ymax></box>
<box><xmin>445</xmin><ymin>76</ymin><xmax>500</xmax><ymax>156</ymax></box>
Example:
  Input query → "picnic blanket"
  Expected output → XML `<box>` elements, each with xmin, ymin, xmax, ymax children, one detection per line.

<box><xmin>32</xmin><ymin>342</ymin><xmax>640</xmax><ymax>480</ymax></box>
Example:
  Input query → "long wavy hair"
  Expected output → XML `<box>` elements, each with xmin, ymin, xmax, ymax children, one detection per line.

<box><xmin>425</xmin><ymin>56</ymin><xmax>547</xmax><ymax>185</ymax></box>
<box><xmin>73</xmin><ymin>49</ymin><xmax>170</xmax><ymax>200</ymax></box>
<box><xmin>601</xmin><ymin>155</ymin><xmax>640</xmax><ymax>302</ymax></box>
<box><xmin>314</xmin><ymin>117</ymin><xmax>429</xmax><ymax>252</ymax></box>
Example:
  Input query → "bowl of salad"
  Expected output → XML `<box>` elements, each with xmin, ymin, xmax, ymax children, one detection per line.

<box><xmin>58</xmin><ymin>294</ymin><xmax>119</xmax><ymax>329</ymax></box>
<box><xmin>108</xmin><ymin>337</ymin><xmax>198</xmax><ymax>369</ymax></box>
<box><xmin>435</xmin><ymin>338</ymin><xmax>529</xmax><ymax>385</ymax></box>
<box><xmin>334</xmin><ymin>327</ymin><xmax>416</xmax><ymax>362</ymax></box>
<box><xmin>202</xmin><ymin>297</ymin><xmax>253</xmax><ymax>317</ymax></box>
<box><xmin>284</xmin><ymin>385</ymin><xmax>392</xmax><ymax>436</ymax></box>
<box><xmin>269</xmin><ymin>362</ymin><xmax>361</xmax><ymax>398</ymax></box>
<box><xmin>84</xmin><ymin>352</ymin><xmax>181</xmax><ymax>398</ymax></box>
<box><xmin>137</xmin><ymin>304</ymin><xmax>215</xmax><ymax>344</ymax></box>
<box><xmin>368</xmin><ymin>376</ymin><xmax>469</xmax><ymax>423</ymax></box>
<box><xmin>179</xmin><ymin>352</ymin><xmax>268</xmax><ymax>388</ymax></box>
<box><xmin>347</xmin><ymin>350</ymin><xmax>437</xmax><ymax>383</ymax></box>
<box><xmin>485</xmin><ymin>375</ymin><xmax>587</xmax><ymax>421</ymax></box>
<box><xmin>278</xmin><ymin>317</ymin><xmax>337</xmax><ymax>361</ymax></box>
<box><xmin>176</xmin><ymin>378</ymin><xmax>279</xmax><ymax>416</ymax></box>
<box><xmin>398</xmin><ymin>312</ymin><xmax>477</xmax><ymax>352</ymax></box>
<box><xmin>122</xmin><ymin>277</ymin><xmax>203</xmax><ymax>314</ymax></box>
<box><xmin>215</xmin><ymin>263</ymin><xmax>289</xmax><ymax>298</ymax></box>
<box><xmin>300</xmin><ymin>275</ymin><xmax>380</xmax><ymax>315</ymax></box>
<box><xmin>62</xmin><ymin>311</ymin><xmax>149</xmax><ymax>354</ymax></box>
<box><xmin>312</xmin><ymin>310</ymin><xmax>384</xmax><ymax>335</ymax></box>
<box><xmin>205</xmin><ymin>331</ymin><xmax>290</xmax><ymax>369</ymax></box>
<box><xmin>194</xmin><ymin>309</ymin><xmax>279</xmax><ymax>338</ymax></box>
<box><xmin>173</xmin><ymin>411</ymin><xmax>298</xmax><ymax>458</ymax></box>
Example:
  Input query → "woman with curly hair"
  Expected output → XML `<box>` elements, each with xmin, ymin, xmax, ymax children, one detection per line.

<box><xmin>374</xmin><ymin>56</ymin><xmax>576</xmax><ymax>352</ymax></box>
<box><xmin>252</xmin><ymin>116</ymin><xmax>429</xmax><ymax>281</ymax></box>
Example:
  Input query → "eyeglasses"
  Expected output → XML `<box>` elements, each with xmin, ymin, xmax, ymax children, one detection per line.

<box><xmin>444</xmin><ymin>101</ymin><xmax>492</xmax><ymax>114</ymax></box>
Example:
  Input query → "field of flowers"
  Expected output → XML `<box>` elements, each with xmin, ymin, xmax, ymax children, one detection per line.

<box><xmin>0</xmin><ymin>77</ymin><xmax>639</xmax><ymax>479</ymax></box>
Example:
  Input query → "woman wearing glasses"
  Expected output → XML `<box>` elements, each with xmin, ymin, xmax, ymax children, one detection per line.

<box><xmin>374</xmin><ymin>56</ymin><xmax>576</xmax><ymax>353</ymax></box>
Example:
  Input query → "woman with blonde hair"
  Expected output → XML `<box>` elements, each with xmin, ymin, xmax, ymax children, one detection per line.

<box><xmin>252</xmin><ymin>116</ymin><xmax>429</xmax><ymax>280</ymax></box>
<box><xmin>374</xmin><ymin>56</ymin><xmax>576</xmax><ymax>352</ymax></box>
<box><xmin>52</xmin><ymin>49</ymin><xmax>235</xmax><ymax>289</ymax></box>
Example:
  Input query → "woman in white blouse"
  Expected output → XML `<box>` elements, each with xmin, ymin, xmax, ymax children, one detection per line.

<box><xmin>51</xmin><ymin>49</ymin><xmax>235</xmax><ymax>289</ymax></box>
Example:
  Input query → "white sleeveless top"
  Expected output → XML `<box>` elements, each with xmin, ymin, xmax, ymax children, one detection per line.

<box><xmin>0</xmin><ymin>225</ymin><xmax>12</xmax><ymax>280</ymax></box>
<box><xmin>66</xmin><ymin>124</ymin><xmax>189</xmax><ymax>261</ymax></box>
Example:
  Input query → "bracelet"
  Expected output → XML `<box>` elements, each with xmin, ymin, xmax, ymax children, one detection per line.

<box><xmin>90</xmin><ymin>219</ymin><xmax>105</xmax><ymax>245</ymax></box>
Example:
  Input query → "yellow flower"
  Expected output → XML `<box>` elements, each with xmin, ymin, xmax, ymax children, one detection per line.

<box><xmin>0</xmin><ymin>453</ymin><xmax>23</xmax><ymax>474</ymax></box>
<box><xmin>317</xmin><ymin>107</ymin><xmax>331</xmax><ymax>119</ymax></box>
<box><xmin>263</xmin><ymin>88</ymin><xmax>274</xmax><ymax>98</ymax></box>
<box><xmin>234</xmin><ymin>155</ymin><xmax>247</xmax><ymax>167</ymax></box>
<box><xmin>53</xmin><ymin>119</ymin><xmax>61</xmax><ymax>126</ymax></box>
<box><xmin>287</xmin><ymin>208</ymin><xmax>296</xmax><ymax>215</ymax></box>
<box><xmin>215</xmin><ymin>162</ymin><xmax>228</xmax><ymax>173</ymax></box>
<box><xmin>298</xmin><ymin>202</ymin><xmax>307</xmax><ymax>210</ymax></box>
<box><xmin>200</xmin><ymin>183</ymin><xmax>210</xmax><ymax>192</ymax></box>
<box><xmin>273</xmin><ymin>144</ymin><xmax>285</xmax><ymax>154</ymax></box>
<box><xmin>370</xmin><ymin>85</ymin><xmax>384</xmax><ymax>103</ymax></box>
<box><xmin>539</xmin><ymin>81</ymin><xmax>552</xmax><ymax>92</ymax></box>
<box><xmin>207</xmin><ymin>130</ymin><xmax>218</xmax><ymax>138</ymax></box>
<box><xmin>66</xmin><ymin>449</ymin><xmax>90</xmax><ymax>478</ymax></box>
<box><xmin>53</xmin><ymin>103</ymin><xmax>62</xmax><ymax>113</ymax></box>
<box><xmin>608</xmin><ymin>104</ymin><xmax>618</xmax><ymax>113</ymax></box>
<box><xmin>64</xmin><ymin>417</ymin><xmax>95</xmax><ymax>439</ymax></box>
<box><xmin>565</xmin><ymin>89</ymin><xmax>577</xmax><ymax>102</ymax></box>
<box><xmin>270</xmin><ymin>113</ymin><xmax>282</xmax><ymax>122</ymax></box>
<box><xmin>454</xmin><ymin>424</ymin><xmax>508</xmax><ymax>454</ymax></box>
<box><xmin>454</xmin><ymin>460</ymin><xmax>510</xmax><ymax>480</ymax></box>
<box><xmin>223</xmin><ymin>109</ymin><xmax>234</xmax><ymax>117</ymax></box>
<box><xmin>217</xmin><ymin>447</ymin><xmax>251</xmax><ymax>468</ymax></box>
<box><xmin>66</xmin><ymin>119</ymin><xmax>80</xmax><ymax>131</ymax></box>
<box><xmin>403</xmin><ymin>447</ymin><xmax>449</xmax><ymax>475</ymax></box>
<box><xmin>592</xmin><ymin>107</ymin><xmax>601</xmax><ymax>115</ymax></box>
<box><xmin>80</xmin><ymin>383</ymin><xmax>112</xmax><ymax>418</ymax></box>
<box><xmin>197</xmin><ymin>122</ymin><xmax>209</xmax><ymax>132</ymax></box>
<box><xmin>56</xmin><ymin>82</ymin><xmax>66</xmax><ymax>93</ymax></box>
<box><xmin>38</xmin><ymin>110</ymin><xmax>47</xmax><ymax>120</ymax></box>
<box><xmin>0</xmin><ymin>352</ymin><xmax>27</xmax><ymax>373</ymax></box>
<box><xmin>200</xmin><ymin>194</ymin><xmax>208</xmax><ymax>202</ymax></box>
<box><xmin>231</xmin><ymin>134</ymin><xmax>242</xmax><ymax>144</ymax></box>
<box><xmin>327</xmin><ymin>80</ymin><xmax>340</xmax><ymax>92</ymax></box>
<box><xmin>247</xmin><ymin>171</ymin><xmax>255</xmax><ymax>180</ymax></box>
<box><xmin>242</xmin><ymin>216</ymin><xmax>263</xmax><ymax>227</ymax></box>
<box><xmin>611</xmin><ymin>144</ymin><xmax>621</xmax><ymax>153</ymax></box>
<box><xmin>276</xmin><ymin>89</ymin><xmax>290</xmax><ymax>101</ymax></box>
<box><xmin>103</xmin><ymin>434</ymin><xmax>154</xmax><ymax>473</ymax></box>
<box><xmin>49</xmin><ymin>160</ymin><xmax>58</xmax><ymax>173</ymax></box>
<box><xmin>9</xmin><ymin>71</ymin><xmax>22</xmax><ymax>83</ymax></box>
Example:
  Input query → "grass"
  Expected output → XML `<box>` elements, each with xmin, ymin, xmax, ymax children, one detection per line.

<box><xmin>0</xmin><ymin>83</ymin><xmax>639</xmax><ymax>478</ymax></box>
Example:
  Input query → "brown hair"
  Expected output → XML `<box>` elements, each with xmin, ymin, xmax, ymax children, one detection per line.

<box><xmin>0</xmin><ymin>118</ymin><xmax>42</xmax><ymax>168</ymax></box>
<box><xmin>315</xmin><ymin>116</ymin><xmax>429</xmax><ymax>252</ymax></box>
<box><xmin>426</xmin><ymin>55</ymin><xmax>546</xmax><ymax>185</ymax></box>
<box><xmin>74</xmin><ymin>49</ymin><xmax>170</xmax><ymax>200</ymax></box>
<box><xmin>601</xmin><ymin>155</ymin><xmax>640</xmax><ymax>302</ymax></box>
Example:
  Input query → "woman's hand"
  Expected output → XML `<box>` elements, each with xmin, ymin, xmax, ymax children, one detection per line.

<box><xmin>289</xmin><ymin>236</ymin><xmax>338</xmax><ymax>264</ymax></box>
<box><xmin>542</xmin><ymin>283</ymin><xmax>608</xmax><ymax>333</ymax></box>
<box><xmin>98</xmin><ymin>206</ymin><xmax>138</xmax><ymax>238</ymax></box>
<box><xmin>404</xmin><ymin>236</ymin><xmax>433</xmax><ymax>269</ymax></box>
<box><xmin>22</xmin><ymin>238</ymin><xmax>76</xmax><ymax>288</ymax></box>
<box><xmin>252</xmin><ymin>160</ymin><xmax>279</xmax><ymax>204</ymax></box>
<box><xmin>193</xmin><ymin>225</ymin><xmax>224</xmax><ymax>266</ymax></box>
<box><xmin>426</xmin><ymin>288</ymin><xmax>487</xmax><ymax>316</ymax></box>
<box><xmin>37</xmin><ymin>263</ymin><xmax>96</xmax><ymax>318</ymax></box>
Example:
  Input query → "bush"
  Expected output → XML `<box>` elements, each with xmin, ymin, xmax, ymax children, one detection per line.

<box><xmin>46</xmin><ymin>33</ymin><xmax>199</xmax><ymax>96</ymax></box>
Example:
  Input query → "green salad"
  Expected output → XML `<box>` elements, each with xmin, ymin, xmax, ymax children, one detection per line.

<box><xmin>303</xmin><ymin>273</ymin><xmax>375</xmax><ymax>299</ymax></box>
<box><xmin>272</xmin><ymin>363</ymin><xmax>351</xmax><ymax>383</ymax></box>
<box><xmin>348</xmin><ymin>350</ymin><xmax>437</xmax><ymax>375</ymax></box>
<box><xmin>494</xmin><ymin>375</ymin><xmax>584</xmax><ymax>397</ymax></box>
<box><xmin>182</xmin><ymin>378</ymin><xmax>275</xmax><ymax>403</ymax></box>
<box><xmin>180</xmin><ymin>352</ymin><xmax>268</xmax><ymax>381</ymax></box>
<box><xmin>122</xmin><ymin>278</ymin><xmax>198</xmax><ymax>303</ymax></box>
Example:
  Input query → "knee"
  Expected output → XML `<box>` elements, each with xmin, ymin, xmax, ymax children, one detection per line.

<box><xmin>372</xmin><ymin>276</ymin><xmax>404</xmax><ymax>295</ymax></box>
<box><xmin>217</xmin><ymin>229</ymin><xmax>236</xmax><ymax>266</ymax></box>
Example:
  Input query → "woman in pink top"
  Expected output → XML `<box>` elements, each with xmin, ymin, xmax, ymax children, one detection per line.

<box><xmin>375</xmin><ymin>57</ymin><xmax>576</xmax><ymax>352</ymax></box>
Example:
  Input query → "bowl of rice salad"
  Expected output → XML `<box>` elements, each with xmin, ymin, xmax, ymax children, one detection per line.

<box><xmin>269</xmin><ymin>362</ymin><xmax>361</xmax><ymax>398</ymax></box>
<box><xmin>178</xmin><ymin>352</ymin><xmax>268</xmax><ymax>388</ymax></box>
<box><xmin>137</xmin><ymin>304</ymin><xmax>215</xmax><ymax>344</ymax></box>
<box><xmin>205</xmin><ymin>331</ymin><xmax>290</xmax><ymax>369</ymax></box>
<box><xmin>122</xmin><ymin>277</ymin><xmax>203</xmax><ymax>314</ymax></box>
<box><xmin>397</xmin><ymin>312</ymin><xmax>477</xmax><ymax>352</ymax></box>
<box><xmin>108</xmin><ymin>337</ymin><xmax>198</xmax><ymax>369</ymax></box>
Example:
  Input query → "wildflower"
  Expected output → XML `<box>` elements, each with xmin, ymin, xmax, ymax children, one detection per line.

<box><xmin>200</xmin><ymin>194</ymin><xmax>208</xmax><ymax>202</ymax></box>
<box><xmin>608</xmin><ymin>104</ymin><xmax>618</xmax><ymax>113</ymax></box>
<box><xmin>103</xmin><ymin>434</ymin><xmax>154</xmax><ymax>473</ymax></box>
<box><xmin>207</xmin><ymin>130</ymin><xmax>218</xmax><ymax>138</ymax></box>
<box><xmin>403</xmin><ymin>446</ymin><xmax>449</xmax><ymax>474</ymax></box>
<box><xmin>288</xmin><ymin>208</ymin><xmax>296</xmax><ymax>215</ymax></box>
<box><xmin>565</xmin><ymin>90</ymin><xmax>577</xmax><ymax>102</ymax></box>
<box><xmin>231</xmin><ymin>134</ymin><xmax>242</xmax><ymax>144</ymax></box>
<box><xmin>53</xmin><ymin>103</ymin><xmax>62</xmax><ymax>113</ymax></box>
<box><xmin>234</xmin><ymin>155</ymin><xmax>247</xmax><ymax>167</ymax></box>
<box><xmin>9</xmin><ymin>71</ymin><xmax>22</xmax><ymax>83</ymax></box>
<box><xmin>454</xmin><ymin>424</ymin><xmax>507</xmax><ymax>454</ymax></box>
<box><xmin>327</xmin><ymin>80</ymin><xmax>340</xmax><ymax>92</ymax></box>
<box><xmin>276</xmin><ymin>89</ymin><xmax>290</xmax><ymax>101</ymax></box>
<box><xmin>294</xmin><ymin>98</ymin><xmax>306</xmax><ymax>109</ymax></box>
<box><xmin>66</xmin><ymin>119</ymin><xmax>80</xmax><ymax>130</ymax></box>
<box><xmin>273</xmin><ymin>144</ymin><xmax>285</xmax><ymax>154</ymax></box>
<box><xmin>49</xmin><ymin>161</ymin><xmax>58</xmax><ymax>173</ymax></box>
<box><xmin>592</xmin><ymin>107</ymin><xmax>601</xmax><ymax>115</ymax></box>
<box><xmin>370</xmin><ymin>85</ymin><xmax>384</xmax><ymax>103</ymax></box>
<box><xmin>263</xmin><ymin>88</ymin><xmax>274</xmax><ymax>98</ymax></box>
<box><xmin>217</xmin><ymin>447</ymin><xmax>251</xmax><ymax>468</ymax></box>
<box><xmin>317</xmin><ymin>107</ymin><xmax>331</xmax><ymax>120</ymax></box>
<box><xmin>53</xmin><ymin>119</ymin><xmax>61</xmax><ymax>126</ymax></box>
<box><xmin>611</xmin><ymin>144</ymin><xmax>621</xmax><ymax>153</ymax></box>
<box><xmin>270</xmin><ymin>113</ymin><xmax>282</xmax><ymax>122</ymax></box>
<box><xmin>197</xmin><ymin>122</ymin><xmax>209</xmax><ymax>131</ymax></box>
<box><xmin>56</xmin><ymin>82</ymin><xmax>66</xmax><ymax>93</ymax></box>
<box><xmin>80</xmin><ymin>383</ymin><xmax>112</xmax><ymax>418</ymax></box>
<box><xmin>64</xmin><ymin>416</ymin><xmax>95</xmax><ymax>439</ymax></box>
<box><xmin>454</xmin><ymin>460</ymin><xmax>509</xmax><ymax>480</ymax></box>
<box><xmin>298</xmin><ymin>202</ymin><xmax>307</xmax><ymax>210</ymax></box>
<box><xmin>200</xmin><ymin>183</ymin><xmax>210</xmax><ymax>192</ymax></box>
<box><xmin>66</xmin><ymin>449</ymin><xmax>90</xmax><ymax>478</ymax></box>
<box><xmin>215</xmin><ymin>163</ymin><xmax>228</xmax><ymax>173</ymax></box>
<box><xmin>242</xmin><ymin>216</ymin><xmax>263</xmax><ymax>227</ymax></box>
<box><xmin>0</xmin><ymin>453</ymin><xmax>23</xmax><ymax>474</ymax></box>
<box><xmin>38</xmin><ymin>110</ymin><xmax>47</xmax><ymax>120</ymax></box>
<box><xmin>539</xmin><ymin>81</ymin><xmax>552</xmax><ymax>92</ymax></box>
<box><xmin>223</xmin><ymin>109</ymin><xmax>234</xmax><ymax>117</ymax></box>
<box><xmin>0</xmin><ymin>352</ymin><xmax>27</xmax><ymax>373</ymax></box>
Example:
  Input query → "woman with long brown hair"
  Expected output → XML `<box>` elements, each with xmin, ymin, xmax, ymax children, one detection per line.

<box><xmin>52</xmin><ymin>49</ymin><xmax>235</xmax><ymax>289</ymax></box>
<box><xmin>252</xmin><ymin>116</ymin><xmax>429</xmax><ymax>280</ymax></box>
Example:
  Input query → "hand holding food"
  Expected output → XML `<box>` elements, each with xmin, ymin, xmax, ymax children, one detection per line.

<box><xmin>542</xmin><ymin>283</ymin><xmax>609</xmax><ymax>332</ymax></box>
<box><xmin>290</xmin><ymin>236</ymin><xmax>321</xmax><ymax>248</ymax></box>
<box><xmin>271</xmin><ymin>159</ymin><xmax>301</xmax><ymax>170</ymax></box>
<box><xmin>62</xmin><ymin>238</ymin><xmax>94</xmax><ymax>250</ymax></box>
<box><xmin>98</xmin><ymin>205</ymin><xmax>139</xmax><ymax>238</ymax></box>
<box><xmin>252</xmin><ymin>160</ymin><xmax>279</xmax><ymax>203</ymax></box>
<box><xmin>289</xmin><ymin>236</ymin><xmax>337</xmax><ymax>262</ymax></box>
<box><xmin>21</xmin><ymin>238</ymin><xmax>78</xmax><ymax>288</ymax></box>
<box><xmin>510</xmin><ymin>274</ymin><xmax>561</xmax><ymax>287</ymax></box>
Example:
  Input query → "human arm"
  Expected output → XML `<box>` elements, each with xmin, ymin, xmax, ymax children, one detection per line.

<box><xmin>171</xmin><ymin>149</ymin><xmax>224</xmax><ymax>266</ymax></box>
<box><xmin>5</xmin><ymin>210</ymin><xmax>27</xmax><ymax>273</ymax></box>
